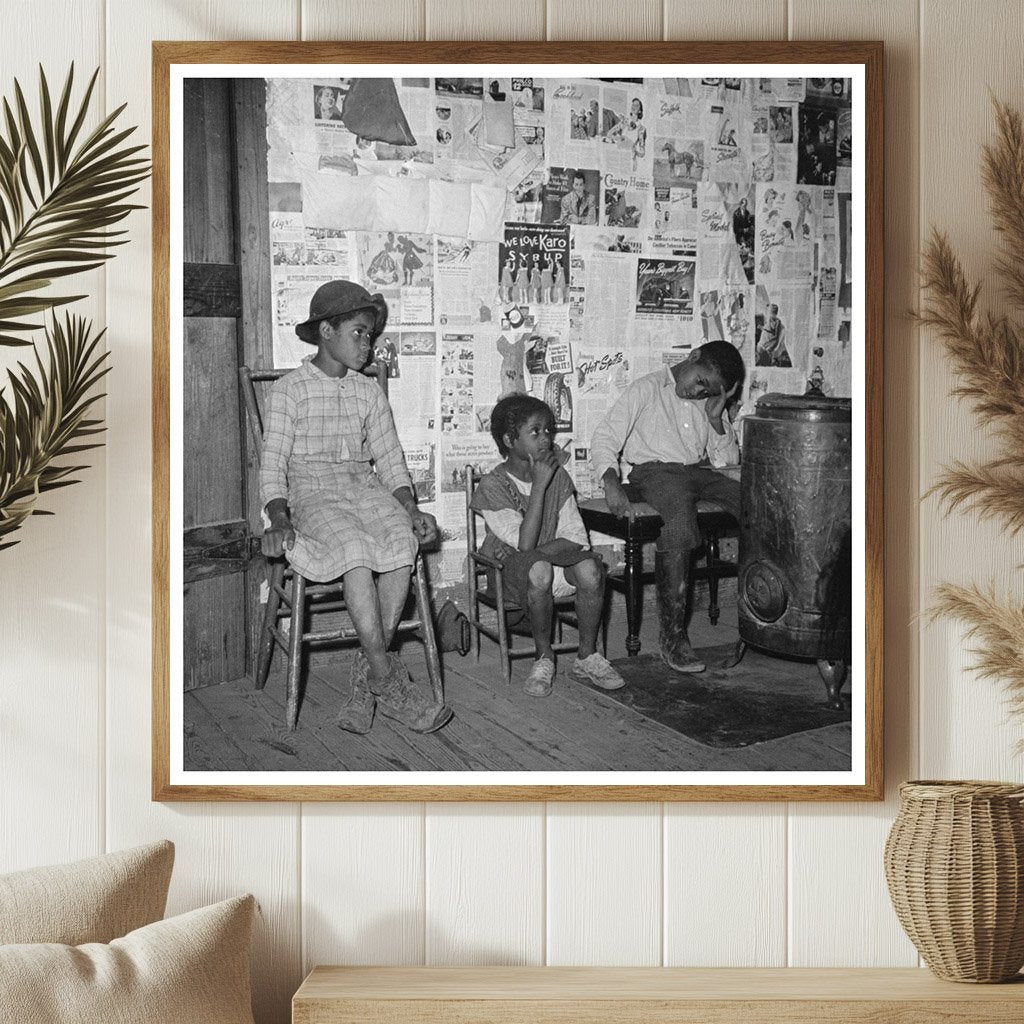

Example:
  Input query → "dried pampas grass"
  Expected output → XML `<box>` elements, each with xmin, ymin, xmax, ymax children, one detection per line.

<box><xmin>930</xmin><ymin>584</ymin><xmax>1024</xmax><ymax>749</ymax></box>
<box><xmin>918</xmin><ymin>97</ymin><xmax>1024</xmax><ymax>732</ymax></box>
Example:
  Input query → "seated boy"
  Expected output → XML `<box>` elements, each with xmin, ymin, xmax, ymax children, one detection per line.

<box><xmin>472</xmin><ymin>394</ymin><xmax>625</xmax><ymax>697</ymax></box>
<box><xmin>590</xmin><ymin>342</ymin><xmax>745</xmax><ymax>674</ymax></box>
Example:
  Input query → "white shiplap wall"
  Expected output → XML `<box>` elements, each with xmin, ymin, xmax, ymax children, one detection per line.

<box><xmin>3</xmin><ymin>3</ymin><xmax>1023</xmax><ymax>1022</ymax></box>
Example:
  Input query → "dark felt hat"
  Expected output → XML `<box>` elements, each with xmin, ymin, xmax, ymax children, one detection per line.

<box><xmin>294</xmin><ymin>280</ymin><xmax>388</xmax><ymax>344</ymax></box>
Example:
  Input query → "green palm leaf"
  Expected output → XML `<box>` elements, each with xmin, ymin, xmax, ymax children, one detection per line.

<box><xmin>0</xmin><ymin>65</ymin><xmax>150</xmax><ymax>346</ymax></box>
<box><xmin>0</xmin><ymin>312</ymin><xmax>110</xmax><ymax>549</ymax></box>
<box><xmin>0</xmin><ymin>63</ymin><xmax>146</xmax><ymax>550</ymax></box>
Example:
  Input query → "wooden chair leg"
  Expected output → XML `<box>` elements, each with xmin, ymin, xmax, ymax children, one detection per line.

<box><xmin>601</xmin><ymin>588</ymin><xmax>610</xmax><ymax>659</ymax></box>
<box><xmin>707</xmin><ymin>531</ymin><xmax>721</xmax><ymax>626</ymax></box>
<box><xmin>623</xmin><ymin>538</ymin><xmax>643</xmax><ymax>657</ymax></box>
<box><xmin>255</xmin><ymin>560</ymin><xmax>285</xmax><ymax>690</ymax></box>
<box><xmin>494</xmin><ymin>571</ymin><xmax>512</xmax><ymax>687</ymax></box>
<box><xmin>412</xmin><ymin>557</ymin><xmax>444</xmax><ymax>705</ymax></box>
<box><xmin>467</xmin><ymin>559</ymin><xmax>481</xmax><ymax>660</ymax></box>
<box><xmin>286</xmin><ymin>573</ymin><xmax>307</xmax><ymax>731</ymax></box>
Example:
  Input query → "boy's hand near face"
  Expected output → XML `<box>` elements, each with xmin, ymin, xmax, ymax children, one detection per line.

<box><xmin>705</xmin><ymin>380</ymin><xmax>740</xmax><ymax>432</ymax></box>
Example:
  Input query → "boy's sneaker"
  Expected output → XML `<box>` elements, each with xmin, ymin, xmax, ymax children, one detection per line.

<box><xmin>571</xmin><ymin>652</ymin><xmax>626</xmax><ymax>691</ymax></box>
<box><xmin>523</xmin><ymin>656</ymin><xmax>555</xmax><ymax>697</ymax></box>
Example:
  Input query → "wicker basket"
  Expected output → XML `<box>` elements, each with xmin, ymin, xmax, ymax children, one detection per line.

<box><xmin>884</xmin><ymin>780</ymin><xmax>1024</xmax><ymax>982</ymax></box>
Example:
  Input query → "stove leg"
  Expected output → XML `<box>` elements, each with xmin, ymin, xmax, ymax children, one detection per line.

<box><xmin>731</xmin><ymin>639</ymin><xmax>747</xmax><ymax>667</ymax></box>
<box><xmin>817</xmin><ymin>659</ymin><xmax>848</xmax><ymax>709</ymax></box>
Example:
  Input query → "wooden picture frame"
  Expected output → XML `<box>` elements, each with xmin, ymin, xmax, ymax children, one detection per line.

<box><xmin>153</xmin><ymin>41</ymin><xmax>883</xmax><ymax>801</ymax></box>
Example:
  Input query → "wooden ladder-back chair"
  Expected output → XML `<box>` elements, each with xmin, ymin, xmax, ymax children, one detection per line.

<box><xmin>239</xmin><ymin>364</ymin><xmax>443</xmax><ymax>731</ymax></box>
<box><xmin>464</xmin><ymin>466</ymin><xmax>598</xmax><ymax>687</ymax></box>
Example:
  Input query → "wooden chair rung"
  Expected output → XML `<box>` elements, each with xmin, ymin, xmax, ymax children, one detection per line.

<box><xmin>304</xmin><ymin>582</ymin><xmax>348</xmax><ymax>598</ymax></box>
<box><xmin>551</xmin><ymin>641</ymin><xmax>581</xmax><ymax>655</ymax></box>
<box><xmin>302</xmin><ymin>626</ymin><xmax>361</xmax><ymax>644</ymax></box>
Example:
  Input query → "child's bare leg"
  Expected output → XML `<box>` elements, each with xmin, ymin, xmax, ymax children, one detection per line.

<box><xmin>565</xmin><ymin>559</ymin><xmax>604</xmax><ymax>658</ymax></box>
<box><xmin>376</xmin><ymin>566</ymin><xmax>412</xmax><ymax>648</ymax></box>
<box><xmin>526</xmin><ymin>561</ymin><xmax>555</xmax><ymax>660</ymax></box>
<box><xmin>342</xmin><ymin>567</ymin><xmax>390</xmax><ymax>681</ymax></box>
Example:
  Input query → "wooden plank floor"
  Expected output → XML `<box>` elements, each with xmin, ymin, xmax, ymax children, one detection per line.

<box><xmin>183</xmin><ymin>592</ymin><xmax>852</xmax><ymax>773</ymax></box>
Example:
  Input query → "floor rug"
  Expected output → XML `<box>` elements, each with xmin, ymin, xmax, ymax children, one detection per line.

<box><xmin>589</xmin><ymin>646</ymin><xmax>851</xmax><ymax>748</ymax></box>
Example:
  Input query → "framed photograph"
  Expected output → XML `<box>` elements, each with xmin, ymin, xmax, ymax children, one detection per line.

<box><xmin>153</xmin><ymin>42</ymin><xmax>883</xmax><ymax>801</ymax></box>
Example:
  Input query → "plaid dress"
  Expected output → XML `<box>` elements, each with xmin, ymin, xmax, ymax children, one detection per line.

<box><xmin>259</xmin><ymin>358</ymin><xmax>417</xmax><ymax>582</ymax></box>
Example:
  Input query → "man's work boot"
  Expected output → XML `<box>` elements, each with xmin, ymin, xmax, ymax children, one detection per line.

<box><xmin>655</xmin><ymin>548</ymin><xmax>706</xmax><ymax>673</ymax></box>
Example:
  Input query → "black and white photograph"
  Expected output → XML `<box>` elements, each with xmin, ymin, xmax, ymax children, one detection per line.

<box><xmin>162</xmin><ymin>52</ymin><xmax>880</xmax><ymax>799</ymax></box>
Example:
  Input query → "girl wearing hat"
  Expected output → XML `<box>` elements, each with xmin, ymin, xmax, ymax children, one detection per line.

<box><xmin>260</xmin><ymin>280</ymin><xmax>453</xmax><ymax>734</ymax></box>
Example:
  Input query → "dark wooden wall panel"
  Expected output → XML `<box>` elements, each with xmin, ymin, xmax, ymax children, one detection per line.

<box><xmin>182</xmin><ymin>77</ymin><xmax>248</xmax><ymax>688</ymax></box>
<box><xmin>183</xmin><ymin>574</ymin><xmax>247</xmax><ymax>692</ymax></box>
<box><xmin>234</xmin><ymin>79</ymin><xmax>275</xmax><ymax>671</ymax></box>
<box><xmin>184</xmin><ymin>317</ymin><xmax>244</xmax><ymax>530</ymax></box>
<box><xmin>183</xmin><ymin>77</ymin><xmax>235</xmax><ymax>264</ymax></box>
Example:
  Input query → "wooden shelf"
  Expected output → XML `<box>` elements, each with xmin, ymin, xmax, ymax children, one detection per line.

<box><xmin>293</xmin><ymin>966</ymin><xmax>1024</xmax><ymax>1023</ymax></box>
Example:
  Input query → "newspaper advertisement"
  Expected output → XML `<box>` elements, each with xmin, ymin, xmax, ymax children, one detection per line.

<box><xmin>512</xmin><ymin>77</ymin><xmax>545</xmax><ymax>128</ymax></box>
<box><xmin>524</xmin><ymin>332</ymin><xmax>574</xmax><ymax>433</ymax></box>
<box><xmin>573</xmin><ymin>346</ymin><xmax>633</xmax><ymax>452</ymax></box>
<box><xmin>698</xmin><ymin>286</ymin><xmax>754</xmax><ymax>357</ymax></box>
<box><xmin>440</xmin><ymin>436</ymin><xmax>501</xmax><ymax>498</ymax></box>
<box><xmin>498</xmin><ymin>222</ymin><xmax>570</xmax><ymax>305</ymax></box>
<box><xmin>303</xmin><ymin>226</ymin><xmax>356</xmax><ymax>272</ymax></box>
<box><xmin>601</xmin><ymin>171</ymin><xmax>650</xmax><ymax>234</ymax></box>
<box><xmin>572</xmin><ymin>224</ymin><xmax>644</xmax><ymax>255</ymax></box>
<box><xmin>817</xmin><ymin>265</ymin><xmax>839</xmax><ymax>340</ymax></box>
<box><xmin>271</xmin><ymin>266</ymin><xmax>338</xmax><ymax>367</ymax></box>
<box><xmin>835</xmin><ymin>107</ymin><xmax>853</xmax><ymax>191</ymax></box>
<box><xmin>477</xmin><ymin>327</ymin><xmax>525</xmax><ymax>422</ymax></box>
<box><xmin>635</xmin><ymin>255</ymin><xmax>696</xmax><ymax>321</ymax></box>
<box><xmin>388</xmin><ymin>331</ymin><xmax>437</xmax><ymax>438</ymax></box>
<box><xmin>755</xmin><ymin>185</ymin><xmax>818</xmax><ymax>285</ymax></box>
<box><xmin>540</xmin><ymin>166</ymin><xmax>600</xmax><ymax>226</ymax></box>
<box><xmin>597</xmin><ymin>84</ymin><xmax>652</xmax><ymax>177</ymax></box>
<box><xmin>435</xmin><ymin>238</ymin><xmax>499</xmax><ymax>325</ymax></box>
<box><xmin>505</xmin><ymin>166</ymin><xmax>546</xmax><ymax>224</ymax></box>
<box><xmin>809</xmin><ymin>336</ymin><xmax>852</xmax><ymax>397</ymax></box>
<box><xmin>708</xmin><ymin>102</ymin><xmax>753</xmax><ymax>184</ymax></box>
<box><xmin>572</xmin><ymin>251</ymin><xmax>637</xmax><ymax>350</ymax></box>
<box><xmin>270</xmin><ymin>209</ymin><xmax>306</xmax><ymax>268</ymax></box>
<box><xmin>355</xmin><ymin>230</ymin><xmax>434</xmax><ymax>325</ymax></box>
<box><xmin>797</xmin><ymin>101</ymin><xmax>839</xmax><ymax>187</ymax></box>
<box><xmin>468</xmin><ymin>103</ymin><xmax>543</xmax><ymax>191</ymax></box>
<box><xmin>754</xmin><ymin>283</ymin><xmax>814</xmax><ymax>373</ymax></box>
<box><xmin>697</xmin><ymin>182</ymin><xmax>752</xmax><ymax>286</ymax></box>
<box><xmin>405</xmin><ymin>442</ymin><xmax>437</xmax><ymax>505</ymax></box>
<box><xmin>440</xmin><ymin>331</ymin><xmax>476</xmax><ymax>434</ymax></box>
<box><xmin>434</xmin><ymin>86</ymin><xmax>485</xmax><ymax>171</ymax></box>
<box><xmin>546</xmin><ymin>79</ymin><xmax>603</xmax><ymax>168</ymax></box>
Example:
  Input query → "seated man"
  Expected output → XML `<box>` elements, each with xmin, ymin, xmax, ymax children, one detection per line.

<box><xmin>590</xmin><ymin>342</ymin><xmax>744</xmax><ymax>673</ymax></box>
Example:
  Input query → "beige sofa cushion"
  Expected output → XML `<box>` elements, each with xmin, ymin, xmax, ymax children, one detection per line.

<box><xmin>0</xmin><ymin>840</ymin><xmax>174</xmax><ymax>945</ymax></box>
<box><xmin>0</xmin><ymin>893</ymin><xmax>256</xmax><ymax>1024</ymax></box>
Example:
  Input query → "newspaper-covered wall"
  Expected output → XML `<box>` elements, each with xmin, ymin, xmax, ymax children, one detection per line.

<box><xmin>264</xmin><ymin>75</ymin><xmax>855</xmax><ymax>586</ymax></box>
